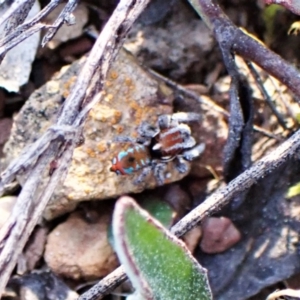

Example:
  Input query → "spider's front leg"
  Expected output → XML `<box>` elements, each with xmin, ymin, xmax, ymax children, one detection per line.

<box><xmin>133</xmin><ymin>165</ymin><xmax>152</xmax><ymax>185</ymax></box>
<box><xmin>112</xmin><ymin>136</ymin><xmax>137</xmax><ymax>143</ymax></box>
<box><xmin>137</xmin><ymin>121</ymin><xmax>159</xmax><ymax>145</ymax></box>
<box><xmin>133</xmin><ymin>161</ymin><xmax>167</xmax><ymax>186</ymax></box>
<box><xmin>158</xmin><ymin>112</ymin><xmax>201</xmax><ymax>129</ymax></box>
<box><xmin>175</xmin><ymin>157</ymin><xmax>189</xmax><ymax>174</ymax></box>
<box><xmin>175</xmin><ymin>143</ymin><xmax>205</xmax><ymax>174</ymax></box>
<box><xmin>113</xmin><ymin>123</ymin><xmax>155</xmax><ymax>146</ymax></box>
<box><xmin>153</xmin><ymin>161</ymin><xmax>168</xmax><ymax>186</ymax></box>
<box><xmin>182</xmin><ymin>143</ymin><xmax>205</xmax><ymax>161</ymax></box>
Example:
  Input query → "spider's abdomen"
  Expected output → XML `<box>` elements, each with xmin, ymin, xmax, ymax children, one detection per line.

<box><xmin>157</xmin><ymin>128</ymin><xmax>184</xmax><ymax>156</ymax></box>
<box><xmin>154</xmin><ymin>124</ymin><xmax>196</xmax><ymax>159</ymax></box>
<box><xmin>110</xmin><ymin>144</ymin><xmax>151</xmax><ymax>175</ymax></box>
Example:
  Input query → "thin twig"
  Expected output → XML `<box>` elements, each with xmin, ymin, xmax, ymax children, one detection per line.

<box><xmin>41</xmin><ymin>0</ymin><xmax>78</xmax><ymax>46</ymax></box>
<box><xmin>245</xmin><ymin>60</ymin><xmax>287</xmax><ymax>129</ymax></box>
<box><xmin>188</xmin><ymin>0</ymin><xmax>300</xmax><ymax>98</ymax></box>
<box><xmin>79</xmin><ymin>267</ymin><xmax>127</xmax><ymax>300</ymax></box>
<box><xmin>149</xmin><ymin>68</ymin><xmax>229</xmax><ymax>116</ymax></box>
<box><xmin>171</xmin><ymin>128</ymin><xmax>300</xmax><ymax>235</ymax></box>
<box><xmin>0</xmin><ymin>141</ymin><xmax>74</xmax><ymax>294</ymax></box>
<box><xmin>149</xmin><ymin>69</ymin><xmax>282</xmax><ymax>141</ymax></box>
<box><xmin>5</xmin><ymin>0</ymin><xmax>35</xmax><ymax>34</ymax></box>
<box><xmin>252</xmin><ymin>126</ymin><xmax>282</xmax><ymax>141</ymax></box>
<box><xmin>0</xmin><ymin>0</ymin><xmax>75</xmax><ymax>57</ymax></box>
<box><xmin>0</xmin><ymin>126</ymin><xmax>76</xmax><ymax>193</ymax></box>
<box><xmin>0</xmin><ymin>0</ymin><xmax>35</xmax><ymax>34</ymax></box>
<box><xmin>0</xmin><ymin>23</ymin><xmax>54</xmax><ymax>56</ymax></box>
<box><xmin>0</xmin><ymin>0</ymin><xmax>36</xmax><ymax>62</ymax></box>
<box><xmin>268</xmin><ymin>75</ymin><xmax>297</xmax><ymax>122</ymax></box>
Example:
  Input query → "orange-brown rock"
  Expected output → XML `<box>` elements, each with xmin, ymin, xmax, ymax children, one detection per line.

<box><xmin>44</xmin><ymin>209</ymin><xmax>118</xmax><ymax>280</ymax></box>
<box><xmin>200</xmin><ymin>216</ymin><xmax>241</xmax><ymax>254</ymax></box>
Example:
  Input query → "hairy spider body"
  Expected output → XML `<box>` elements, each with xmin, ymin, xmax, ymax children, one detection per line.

<box><xmin>110</xmin><ymin>142</ymin><xmax>166</xmax><ymax>185</ymax></box>
<box><xmin>152</xmin><ymin>124</ymin><xmax>196</xmax><ymax>160</ymax></box>
<box><xmin>110</xmin><ymin>144</ymin><xmax>151</xmax><ymax>175</ymax></box>
<box><xmin>110</xmin><ymin>112</ymin><xmax>205</xmax><ymax>185</ymax></box>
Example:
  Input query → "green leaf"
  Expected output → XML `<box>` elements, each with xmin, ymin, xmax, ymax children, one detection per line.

<box><xmin>108</xmin><ymin>197</ymin><xmax>174</xmax><ymax>250</ymax></box>
<box><xmin>113</xmin><ymin>196</ymin><xmax>212</xmax><ymax>300</ymax></box>
<box><xmin>140</xmin><ymin>196</ymin><xmax>174</xmax><ymax>228</ymax></box>
<box><xmin>286</xmin><ymin>182</ymin><xmax>300</xmax><ymax>198</ymax></box>
<box><xmin>262</xmin><ymin>4</ymin><xmax>284</xmax><ymax>44</ymax></box>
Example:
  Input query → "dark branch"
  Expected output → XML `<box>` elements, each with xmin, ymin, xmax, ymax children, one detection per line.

<box><xmin>188</xmin><ymin>0</ymin><xmax>300</xmax><ymax>99</ymax></box>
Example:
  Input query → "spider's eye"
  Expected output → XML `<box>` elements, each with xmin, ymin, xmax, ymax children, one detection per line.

<box><xmin>158</xmin><ymin>115</ymin><xmax>170</xmax><ymax>129</ymax></box>
<box><xmin>128</xmin><ymin>156</ymin><xmax>135</xmax><ymax>163</ymax></box>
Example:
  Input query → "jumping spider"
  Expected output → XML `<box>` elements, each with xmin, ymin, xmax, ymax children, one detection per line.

<box><xmin>110</xmin><ymin>112</ymin><xmax>205</xmax><ymax>185</ymax></box>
